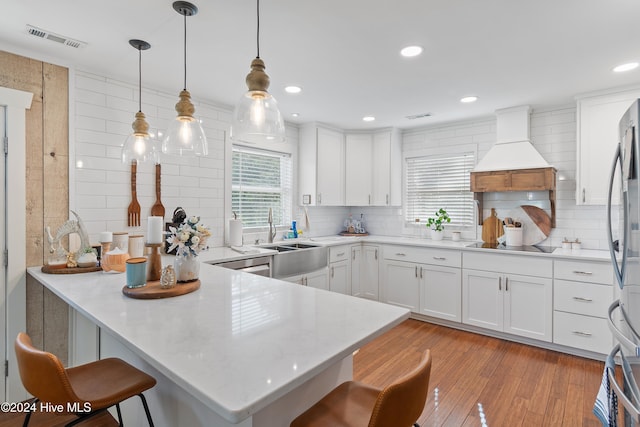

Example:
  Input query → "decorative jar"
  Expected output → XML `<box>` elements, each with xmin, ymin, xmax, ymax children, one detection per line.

<box><xmin>174</xmin><ymin>254</ymin><xmax>200</xmax><ymax>282</ymax></box>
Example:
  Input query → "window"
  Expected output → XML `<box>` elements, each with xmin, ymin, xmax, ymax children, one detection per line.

<box><xmin>232</xmin><ymin>146</ymin><xmax>292</xmax><ymax>228</ymax></box>
<box><xmin>405</xmin><ymin>152</ymin><xmax>475</xmax><ymax>226</ymax></box>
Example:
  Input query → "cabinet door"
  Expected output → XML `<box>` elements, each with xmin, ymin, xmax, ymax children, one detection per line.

<box><xmin>351</xmin><ymin>246</ymin><xmax>362</xmax><ymax>297</ymax></box>
<box><xmin>361</xmin><ymin>245</ymin><xmax>379</xmax><ymax>300</ymax></box>
<box><xmin>306</xmin><ymin>268</ymin><xmax>329</xmax><ymax>290</ymax></box>
<box><xmin>503</xmin><ymin>274</ymin><xmax>552</xmax><ymax>342</ymax></box>
<box><xmin>281</xmin><ymin>273</ymin><xmax>304</xmax><ymax>285</ymax></box>
<box><xmin>371</xmin><ymin>131</ymin><xmax>391</xmax><ymax>206</ymax></box>
<box><xmin>462</xmin><ymin>269</ymin><xmax>503</xmax><ymax>332</ymax></box>
<box><xmin>381</xmin><ymin>260</ymin><xmax>419</xmax><ymax>312</ymax></box>
<box><xmin>420</xmin><ymin>265</ymin><xmax>462</xmax><ymax>322</ymax></box>
<box><xmin>316</xmin><ymin>127</ymin><xmax>345</xmax><ymax>206</ymax></box>
<box><xmin>329</xmin><ymin>260</ymin><xmax>351</xmax><ymax>295</ymax></box>
<box><xmin>577</xmin><ymin>90</ymin><xmax>640</xmax><ymax>205</ymax></box>
<box><xmin>345</xmin><ymin>134</ymin><xmax>372</xmax><ymax>206</ymax></box>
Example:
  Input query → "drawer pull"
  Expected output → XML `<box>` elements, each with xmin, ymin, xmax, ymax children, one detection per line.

<box><xmin>433</xmin><ymin>256</ymin><xmax>446</xmax><ymax>261</ymax></box>
<box><xmin>572</xmin><ymin>270</ymin><xmax>593</xmax><ymax>276</ymax></box>
<box><xmin>572</xmin><ymin>331</ymin><xmax>592</xmax><ymax>337</ymax></box>
<box><xmin>336</xmin><ymin>252</ymin><xmax>345</xmax><ymax>257</ymax></box>
<box><xmin>498</xmin><ymin>277</ymin><xmax>502</xmax><ymax>291</ymax></box>
<box><xmin>572</xmin><ymin>296</ymin><xmax>593</xmax><ymax>302</ymax></box>
<box><xmin>396</xmin><ymin>253</ymin><xmax>406</xmax><ymax>256</ymax></box>
<box><xmin>415</xmin><ymin>266</ymin><xmax>418</xmax><ymax>278</ymax></box>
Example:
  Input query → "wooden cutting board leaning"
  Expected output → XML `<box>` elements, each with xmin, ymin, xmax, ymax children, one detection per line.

<box><xmin>508</xmin><ymin>205</ymin><xmax>552</xmax><ymax>245</ymax></box>
<box><xmin>481</xmin><ymin>208</ymin><xmax>503</xmax><ymax>244</ymax></box>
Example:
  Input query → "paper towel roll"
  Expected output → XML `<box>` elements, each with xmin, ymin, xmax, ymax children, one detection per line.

<box><xmin>229</xmin><ymin>219</ymin><xmax>243</xmax><ymax>247</ymax></box>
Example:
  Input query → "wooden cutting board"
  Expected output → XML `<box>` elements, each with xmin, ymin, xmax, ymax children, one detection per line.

<box><xmin>508</xmin><ymin>205</ymin><xmax>552</xmax><ymax>245</ymax></box>
<box><xmin>482</xmin><ymin>208</ymin><xmax>503</xmax><ymax>244</ymax></box>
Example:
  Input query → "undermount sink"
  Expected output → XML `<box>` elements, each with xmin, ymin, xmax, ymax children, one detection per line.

<box><xmin>261</xmin><ymin>243</ymin><xmax>328</xmax><ymax>279</ymax></box>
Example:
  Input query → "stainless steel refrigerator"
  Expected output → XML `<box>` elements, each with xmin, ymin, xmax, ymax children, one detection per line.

<box><xmin>604</xmin><ymin>99</ymin><xmax>640</xmax><ymax>425</ymax></box>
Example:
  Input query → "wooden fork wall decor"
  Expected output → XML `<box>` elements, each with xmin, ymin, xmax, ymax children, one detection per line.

<box><xmin>127</xmin><ymin>161</ymin><xmax>141</xmax><ymax>226</ymax></box>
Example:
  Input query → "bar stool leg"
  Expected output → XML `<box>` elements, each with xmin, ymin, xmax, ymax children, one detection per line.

<box><xmin>116</xmin><ymin>403</ymin><xmax>123</xmax><ymax>426</ymax></box>
<box><xmin>138</xmin><ymin>393</ymin><xmax>155</xmax><ymax>427</ymax></box>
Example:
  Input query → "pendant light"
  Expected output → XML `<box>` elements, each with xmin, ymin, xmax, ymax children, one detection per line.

<box><xmin>230</xmin><ymin>0</ymin><xmax>285</xmax><ymax>144</ymax></box>
<box><xmin>162</xmin><ymin>1</ymin><xmax>208</xmax><ymax>156</ymax></box>
<box><xmin>122</xmin><ymin>39</ymin><xmax>157</xmax><ymax>164</ymax></box>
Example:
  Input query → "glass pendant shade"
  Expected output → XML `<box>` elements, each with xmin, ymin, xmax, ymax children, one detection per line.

<box><xmin>231</xmin><ymin>89</ymin><xmax>285</xmax><ymax>143</ymax></box>
<box><xmin>122</xmin><ymin>112</ymin><xmax>158</xmax><ymax>163</ymax></box>
<box><xmin>162</xmin><ymin>89</ymin><xmax>208</xmax><ymax>156</ymax></box>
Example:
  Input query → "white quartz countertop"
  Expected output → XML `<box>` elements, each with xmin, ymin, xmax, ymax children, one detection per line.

<box><xmin>27</xmin><ymin>265</ymin><xmax>409</xmax><ymax>423</ymax></box>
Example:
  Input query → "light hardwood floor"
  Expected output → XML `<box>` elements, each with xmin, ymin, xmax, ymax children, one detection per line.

<box><xmin>354</xmin><ymin>319</ymin><xmax>606</xmax><ymax>426</ymax></box>
<box><xmin>0</xmin><ymin>319</ymin><xmax>608</xmax><ymax>426</ymax></box>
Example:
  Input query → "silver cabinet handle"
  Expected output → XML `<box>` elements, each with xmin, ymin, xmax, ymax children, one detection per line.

<box><xmin>317</xmin><ymin>194</ymin><xmax>322</xmax><ymax>204</ymax></box>
<box><xmin>582</xmin><ymin>188</ymin><xmax>586</xmax><ymax>203</ymax></box>
<box><xmin>572</xmin><ymin>331</ymin><xmax>592</xmax><ymax>337</ymax></box>
<box><xmin>572</xmin><ymin>270</ymin><xmax>593</xmax><ymax>275</ymax></box>
<box><xmin>420</xmin><ymin>267</ymin><xmax>423</xmax><ymax>279</ymax></box>
<box><xmin>505</xmin><ymin>277</ymin><xmax>509</xmax><ymax>291</ymax></box>
<box><xmin>337</xmin><ymin>252</ymin><xmax>345</xmax><ymax>257</ymax></box>
<box><xmin>396</xmin><ymin>253</ymin><xmax>406</xmax><ymax>256</ymax></box>
<box><xmin>368</xmin><ymin>194</ymin><xmax>371</xmax><ymax>205</ymax></box>
<box><xmin>352</xmin><ymin>250</ymin><xmax>356</xmax><ymax>261</ymax></box>
<box><xmin>573</xmin><ymin>296</ymin><xmax>593</xmax><ymax>302</ymax></box>
<box><xmin>331</xmin><ymin>266</ymin><xmax>334</xmax><ymax>278</ymax></box>
<box><xmin>415</xmin><ymin>266</ymin><xmax>418</xmax><ymax>278</ymax></box>
<box><xmin>498</xmin><ymin>276</ymin><xmax>502</xmax><ymax>291</ymax></box>
<box><xmin>433</xmin><ymin>256</ymin><xmax>446</xmax><ymax>261</ymax></box>
<box><xmin>386</xmin><ymin>194</ymin><xmax>389</xmax><ymax>205</ymax></box>
<box><xmin>305</xmin><ymin>277</ymin><xmax>308</xmax><ymax>286</ymax></box>
<box><xmin>375</xmin><ymin>249</ymin><xmax>378</xmax><ymax>260</ymax></box>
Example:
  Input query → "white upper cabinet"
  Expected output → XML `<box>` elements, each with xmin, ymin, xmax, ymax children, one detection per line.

<box><xmin>576</xmin><ymin>88</ymin><xmax>640</xmax><ymax>205</ymax></box>
<box><xmin>299</xmin><ymin>124</ymin><xmax>345</xmax><ymax>206</ymax></box>
<box><xmin>344</xmin><ymin>129</ymin><xmax>401</xmax><ymax>206</ymax></box>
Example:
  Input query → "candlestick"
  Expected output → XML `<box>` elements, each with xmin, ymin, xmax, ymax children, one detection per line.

<box><xmin>147</xmin><ymin>216</ymin><xmax>163</xmax><ymax>244</ymax></box>
<box><xmin>146</xmin><ymin>243</ymin><xmax>162</xmax><ymax>281</ymax></box>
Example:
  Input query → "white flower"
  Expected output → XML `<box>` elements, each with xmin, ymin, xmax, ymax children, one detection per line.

<box><xmin>189</xmin><ymin>216</ymin><xmax>199</xmax><ymax>224</ymax></box>
<box><xmin>191</xmin><ymin>235</ymin><xmax>200</xmax><ymax>246</ymax></box>
<box><xmin>196</xmin><ymin>224</ymin><xmax>206</xmax><ymax>233</ymax></box>
<box><xmin>179</xmin><ymin>231</ymin><xmax>191</xmax><ymax>242</ymax></box>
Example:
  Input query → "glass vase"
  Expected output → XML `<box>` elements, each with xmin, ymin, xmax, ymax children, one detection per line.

<box><xmin>174</xmin><ymin>253</ymin><xmax>200</xmax><ymax>283</ymax></box>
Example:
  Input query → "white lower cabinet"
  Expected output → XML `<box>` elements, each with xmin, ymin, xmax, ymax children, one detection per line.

<box><xmin>381</xmin><ymin>246</ymin><xmax>461</xmax><ymax>320</ymax></box>
<box><xmin>552</xmin><ymin>259</ymin><xmax>614</xmax><ymax>354</ymax></box>
<box><xmin>352</xmin><ymin>245</ymin><xmax>379</xmax><ymax>300</ymax></box>
<box><xmin>329</xmin><ymin>245</ymin><xmax>352</xmax><ymax>294</ymax></box>
<box><xmin>282</xmin><ymin>267</ymin><xmax>329</xmax><ymax>290</ymax></box>
<box><xmin>462</xmin><ymin>252</ymin><xmax>553</xmax><ymax>342</ymax></box>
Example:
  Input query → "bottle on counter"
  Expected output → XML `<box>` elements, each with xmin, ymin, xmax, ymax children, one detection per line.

<box><xmin>292</xmin><ymin>220</ymin><xmax>298</xmax><ymax>238</ymax></box>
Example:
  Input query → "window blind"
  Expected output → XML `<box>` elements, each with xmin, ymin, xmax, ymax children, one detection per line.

<box><xmin>405</xmin><ymin>152</ymin><xmax>475</xmax><ymax>226</ymax></box>
<box><xmin>232</xmin><ymin>146</ymin><xmax>292</xmax><ymax>228</ymax></box>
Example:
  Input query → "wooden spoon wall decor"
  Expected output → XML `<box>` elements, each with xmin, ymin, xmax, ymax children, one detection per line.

<box><xmin>150</xmin><ymin>163</ymin><xmax>165</xmax><ymax>218</ymax></box>
<box><xmin>127</xmin><ymin>161</ymin><xmax>141</xmax><ymax>226</ymax></box>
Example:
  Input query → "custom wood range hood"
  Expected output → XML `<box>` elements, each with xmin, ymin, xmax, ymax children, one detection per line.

<box><xmin>470</xmin><ymin>106</ymin><xmax>557</xmax><ymax>227</ymax></box>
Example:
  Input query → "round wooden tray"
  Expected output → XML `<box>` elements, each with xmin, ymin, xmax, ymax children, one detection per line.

<box><xmin>122</xmin><ymin>279</ymin><xmax>200</xmax><ymax>299</ymax></box>
<box><xmin>339</xmin><ymin>232</ymin><xmax>369</xmax><ymax>236</ymax></box>
<box><xmin>41</xmin><ymin>265</ymin><xmax>102</xmax><ymax>274</ymax></box>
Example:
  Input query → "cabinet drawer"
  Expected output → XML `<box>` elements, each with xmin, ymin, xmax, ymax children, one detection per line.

<box><xmin>329</xmin><ymin>246</ymin><xmax>350</xmax><ymax>263</ymax></box>
<box><xmin>553</xmin><ymin>311</ymin><xmax>612</xmax><ymax>354</ymax></box>
<box><xmin>554</xmin><ymin>260</ymin><xmax>613</xmax><ymax>285</ymax></box>
<box><xmin>554</xmin><ymin>279</ymin><xmax>612</xmax><ymax>317</ymax></box>
<box><xmin>383</xmin><ymin>245</ymin><xmax>461</xmax><ymax>268</ymax></box>
<box><xmin>463</xmin><ymin>252</ymin><xmax>552</xmax><ymax>278</ymax></box>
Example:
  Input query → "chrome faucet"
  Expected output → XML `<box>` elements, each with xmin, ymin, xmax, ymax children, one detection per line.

<box><xmin>267</xmin><ymin>208</ymin><xmax>276</xmax><ymax>243</ymax></box>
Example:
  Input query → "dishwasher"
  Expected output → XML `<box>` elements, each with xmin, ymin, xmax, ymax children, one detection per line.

<box><xmin>210</xmin><ymin>256</ymin><xmax>271</xmax><ymax>277</ymax></box>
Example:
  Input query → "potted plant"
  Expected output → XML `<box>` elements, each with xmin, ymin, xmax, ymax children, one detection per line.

<box><xmin>426</xmin><ymin>208</ymin><xmax>450</xmax><ymax>241</ymax></box>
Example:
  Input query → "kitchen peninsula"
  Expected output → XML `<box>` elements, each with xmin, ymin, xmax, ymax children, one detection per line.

<box><xmin>27</xmin><ymin>263</ymin><xmax>409</xmax><ymax>427</ymax></box>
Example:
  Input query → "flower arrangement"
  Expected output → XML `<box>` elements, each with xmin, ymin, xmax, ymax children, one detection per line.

<box><xmin>166</xmin><ymin>216</ymin><xmax>211</xmax><ymax>257</ymax></box>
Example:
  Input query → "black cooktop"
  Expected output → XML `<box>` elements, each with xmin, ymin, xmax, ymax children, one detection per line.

<box><xmin>466</xmin><ymin>242</ymin><xmax>555</xmax><ymax>254</ymax></box>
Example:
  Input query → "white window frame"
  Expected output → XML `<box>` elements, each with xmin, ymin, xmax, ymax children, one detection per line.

<box><xmin>403</xmin><ymin>145</ymin><xmax>477</xmax><ymax>233</ymax></box>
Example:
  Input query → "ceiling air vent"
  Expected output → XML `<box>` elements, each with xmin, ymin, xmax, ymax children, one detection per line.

<box><xmin>405</xmin><ymin>113</ymin><xmax>432</xmax><ymax>120</ymax></box>
<box><xmin>26</xmin><ymin>25</ymin><xmax>87</xmax><ymax>48</ymax></box>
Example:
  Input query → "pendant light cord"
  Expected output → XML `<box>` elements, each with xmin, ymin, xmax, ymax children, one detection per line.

<box><xmin>138</xmin><ymin>46</ymin><xmax>142</xmax><ymax>113</ymax></box>
<box><xmin>183</xmin><ymin>13</ymin><xmax>188</xmax><ymax>90</ymax></box>
<box><xmin>256</xmin><ymin>0</ymin><xmax>260</xmax><ymax>58</ymax></box>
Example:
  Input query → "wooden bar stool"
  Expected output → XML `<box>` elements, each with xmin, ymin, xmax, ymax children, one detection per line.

<box><xmin>290</xmin><ymin>349</ymin><xmax>432</xmax><ymax>427</ymax></box>
<box><xmin>15</xmin><ymin>332</ymin><xmax>157</xmax><ymax>427</ymax></box>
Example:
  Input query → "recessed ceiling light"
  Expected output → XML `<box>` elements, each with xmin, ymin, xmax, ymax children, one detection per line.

<box><xmin>613</xmin><ymin>62</ymin><xmax>639</xmax><ymax>73</ymax></box>
<box><xmin>285</xmin><ymin>86</ymin><xmax>302</xmax><ymax>94</ymax></box>
<box><xmin>460</xmin><ymin>96</ymin><xmax>478</xmax><ymax>103</ymax></box>
<box><xmin>291</xmin><ymin>113</ymin><xmax>300</xmax><ymax>117</ymax></box>
<box><xmin>400</xmin><ymin>46</ymin><xmax>423</xmax><ymax>58</ymax></box>
<box><xmin>362</xmin><ymin>116</ymin><xmax>376</xmax><ymax>122</ymax></box>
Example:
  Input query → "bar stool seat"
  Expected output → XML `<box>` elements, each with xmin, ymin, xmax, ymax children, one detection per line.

<box><xmin>15</xmin><ymin>332</ymin><xmax>156</xmax><ymax>427</ymax></box>
<box><xmin>291</xmin><ymin>350</ymin><xmax>431</xmax><ymax>427</ymax></box>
